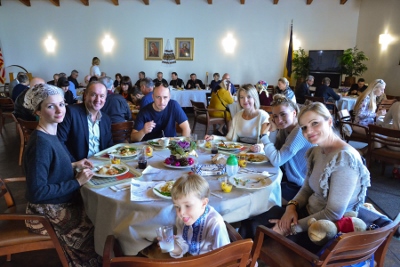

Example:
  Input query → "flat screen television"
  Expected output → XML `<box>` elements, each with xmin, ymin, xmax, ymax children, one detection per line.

<box><xmin>309</xmin><ymin>50</ymin><xmax>343</xmax><ymax>73</ymax></box>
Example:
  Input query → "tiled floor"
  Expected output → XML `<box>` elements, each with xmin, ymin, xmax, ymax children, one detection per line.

<box><xmin>0</xmin><ymin>113</ymin><xmax>399</xmax><ymax>266</ymax></box>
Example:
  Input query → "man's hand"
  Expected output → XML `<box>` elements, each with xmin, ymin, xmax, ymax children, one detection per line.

<box><xmin>143</xmin><ymin>120</ymin><xmax>156</xmax><ymax>134</ymax></box>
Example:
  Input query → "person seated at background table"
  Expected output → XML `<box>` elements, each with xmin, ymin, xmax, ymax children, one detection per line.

<box><xmin>209</xmin><ymin>73</ymin><xmax>221</xmax><ymax>91</ymax></box>
<box><xmin>220</xmin><ymin>73</ymin><xmax>236</xmax><ymax>95</ymax></box>
<box><xmin>139</xmin><ymin>77</ymin><xmax>155</xmax><ymax>108</ymax></box>
<box><xmin>46</xmin><ymin>73</ymin><xmax>59</xmax><ymax>86</ymax></box>
<box><xmin>9</xmin><ymin>71</ymin><xmax>25</xmax><ymax>98</ymax></box>
<box><xmin>205</xmin><ymin>85</ymin><xmax>269</xmax><ymax>149</ymax></box>
<box><xmin>131</xmin><ymin>82</ymin><xmax>190</xmax><ymax>141</ymax></box>
<box><xmin>169</xmin><ymin>71</ymin><xmax>185</xmax><ymax>88</ymax></box>
<box><xmin>59</xmin><ymin>72</ymin><xmax>77</xmax><ymax>99</ymax></box>
<box><xmin>89</xmin><ymin>76</ymin><xmax>98</xmax><ymax>83</ymax></box>
<box><xmin>295</xmin><ymin>75</ymin><xmax>314</xmax><ymax>104</ymax></box>
<box><xmin>353</xmin><ymin>79</ymin><xmax>386</xmax><ymax>135</ymax></box>
<box><xmin>153</xmin><ymin>71</ymin><xmax>168</xmax><ymax>85</ymax></box>
<box><xmin>117</xmin><ymin>75</ymin><xmax>134</xmax><ymax>103</ymax></box>
<box><xmin>114</xmin><ymin>73</ymin><xmax>122</xmax><ymax>88</ymax></box>
<box><xmin>82</xmin><ymin>74</ymin><xmax>91</xmax><ymax>87</ymax></box>
<box><xmin>169</xmin><ymin>174</ymin><xmax>230</xmax><ymax>258</ymax></box>
<box><xmin>208</xmin><ymin>84</ymin><xmax>234</xmax><ymax>134</ymax></box>
<box><xmin>57</xmin><ymin>77</ymin><xmax>74</xmax><ymax>105</ymax></box>
<box><xmin>256</xmin><ymin>94</ymin><xmax>313</xmax><ymax>201</ymax></box>
<box><xmin>11</xmin><ymin>72</ymin><xmax>29</xmax><ymax>102</ymax></box>
<box><xmin>382</xmin><ymin>101</ymin><xmax>400</xmax><ymax>178</ymax></box>
<box><xmin>275</xmin><ymin>77</ymin><xmax>296</xmax><ymax>103</ymax></box>
<box><xmin>57</xmin><ymin>81</ymin><xmax>113</xmax><ymax>162</ymax></box>
<box><xmin>68</xmin><ymin>69</ymin><xmax>79</xmax><ymax>89</ymax></box>
<box><xmin>256</xmin><ymin>80</ymin><xmax>273</xmax><ymax>106</ymax></box>
<box><xmin>239</xmin><ymin>102</ymin><xmax>370</xmax><ymax>253</ymax></box>
<box><xmin>23</xmin><ymin>83</ymin><xmax>102</xmax><ymax>266</ymax></box>
<box><xmin>14</xmin><ymin>77</ymin><xmax>45</xmax><ymax>121</ymax></box>
<box><xmin>186</xmin><ymin>73</ymin><xmax>205</xmax><ymax>89</ymax></box>
<box><xmin>134</xmin><ymin>71</ymin><xmax>146</xmax><ymax>89</ymax></box>
<box><xmin>315</xmin><ymin>77</ymin><xmax>341</xmax><ymax>110</ymax></box>
<box><xmin>100</xmin><ymin>76</ymin><xmax>132</xmax><ymax>123</ymax></box>
<box><xmin>349</xmin><ymin>78</ymin><xmax>367</xmax><ymax>96</ymax></box>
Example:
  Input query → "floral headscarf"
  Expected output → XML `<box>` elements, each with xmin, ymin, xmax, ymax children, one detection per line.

<box><xmin>24</xmin><ymin>83</ymin><xmax>64</xmax><ymax>112</ymax></box>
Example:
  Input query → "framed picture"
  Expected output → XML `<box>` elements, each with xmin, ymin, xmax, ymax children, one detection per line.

<box><xmin>175</xmin><ymin>38</ymin><xmax>194</xmax><ymax>60</ymax></box>
<box><xmin>144</xmin><ymin>38</ymin><xmax>163</xmax><ymax>60</ymax></box>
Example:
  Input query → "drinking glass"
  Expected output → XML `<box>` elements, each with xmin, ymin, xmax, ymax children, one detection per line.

<box><xmin>191</xmin><ymin>133</ymin><xmax>198</xmax><ymax>142</ymax></box>
<box><xmin>156</xmin><ymin>225</ymin><xmax>174</xmax><ymax>253</ymax></box>
<box><xmin>197</xmin><ymin>139</ymin><xmax>206</xmax><ymax>153</ymax></box>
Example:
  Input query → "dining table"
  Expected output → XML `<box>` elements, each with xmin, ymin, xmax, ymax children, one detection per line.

<box><xmin>80</xmin><ymin>141</ymin><xmax>282</xmax><ymax>256</ymax></box>
<box><xmin>337</xmin><ymin>95</ymin><xmax>358</xmax><ymax>111</ymax></box>
<box><xmin>170</xmin><ymin>87</ymin><xmax>210</xmax><ymax>107</ymax></box>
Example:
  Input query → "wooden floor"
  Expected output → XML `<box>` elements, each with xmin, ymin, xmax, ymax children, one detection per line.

<box><xmin>0</xmin><ymin>113</ymin><xmax>399</xmax><ymax>267</ymax></box>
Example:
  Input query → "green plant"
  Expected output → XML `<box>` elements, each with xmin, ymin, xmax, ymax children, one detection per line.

<box><xmin>340</xmin><ymin>46</ymin><xmax>369</xmax><ymax>77</ymax></box>
<box><xmin>292</xmin><ymin>48</ymin><xmax>310</xmax><ymax>80</ymax></box>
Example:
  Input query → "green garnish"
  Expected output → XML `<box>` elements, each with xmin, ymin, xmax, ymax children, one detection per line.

<box><xmin>154</xmin><ymin>188</ymin><xmax>171</xmax><ymax>197</ymax></box>
<box><xmin>112</xmin><ymin>166</ymin><xmax>125</xmax><ymax>173</ymax></box>
<box><xmin>148</xmin><ymin>141</ymin><xmax>159</xmax><ymax>146</ymax></box>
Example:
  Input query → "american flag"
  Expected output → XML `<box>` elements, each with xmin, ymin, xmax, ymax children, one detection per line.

<box><xmin>0</xmin><ymin>48</ymin><xmax>5</xmax><ymax>84</ymax></box>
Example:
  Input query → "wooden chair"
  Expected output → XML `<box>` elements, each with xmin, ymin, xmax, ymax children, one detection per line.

<box><xmin>267</xmin><ymin>85</ymin><xmax>275</xmax><ymax>96</ymax></box>
<box><xmin>0</xmin><ymin>177</ymin><xmax>69</xmax><ymax>266</ymax></box>
<box><xmin>111</xmin><ymin>121</ymin><xmax>134</xmax><ymax>144</ymax></box>
<box><xmin>190</xmin><ymin>100</ymin><xmax>228</xmax><ymax>136</ymax></box>
<box><xmin>377</xmin><ymin>99</ymin><xmax>397</xmax><ymax>112</ymax></box>
<box><xmin>103</xmin><ymin>236</ymin><xmax>252</xmax><ymax>267</ymax></box>
<box><xmin>305</xmin><ymin>95</ymin><xmax>338</xmax><ymax>120</ymax></box>
<box><xmin>205</xmin><ymin>92</ymin><xmax>211</xmax><ymax>107</ymax></box>
<box><xmin>260</xmin><ymin>105</ymin><xmax>273</xmax><ymax>114</ymax></box>
<box><xmin>367</xmin><ymin>124</ymin><xmax>400</xmax><ymax>174</ymax></box>
<box><xmin>385</xmin><ymin>95</ymin><xmax>400</xmax><ymax>102</ymax></box>
<box><xmin>15</xmin><ymin>117</ymin><xmax>38</xmax><ymax>166</ymax></box>
<box><xmin>0</xmin><ymin>97</ymin><xmax>15</xmax><ymax>134</ymax></box>
<box><xmin>338</xmin><ymin>109</ymin><xmax>369</xmax><ymax>145</ymax></box>
<box><xmin>249</xmin><ymin>213</ymin><xmax>400</xmax><ymax>267</ymax></box>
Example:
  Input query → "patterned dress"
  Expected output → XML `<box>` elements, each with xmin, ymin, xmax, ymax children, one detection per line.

<box><xmin>354</xmin><ymin>95</ymin><xmax>376</xmax><ymax>127</ymax></box>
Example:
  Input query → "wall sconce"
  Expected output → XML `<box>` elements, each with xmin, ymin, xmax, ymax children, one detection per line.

<box><xmin>44</xmin><ymin>36</ymin><xmax>56</xmax><ymax>53</ymax></box>
<box><xmin>379</xmin><ymin>33</ymin><xmax>393</xmax><ymax>49</ymax></box>
<box><xmin>222</xmin><ymin>33</ymin><xmax>237</xmax><ymax>54</ymax></box>
<box><xmin>102</xmin><ymin>35</ymin><xmax>114</xmax><ymax>53</ymax></box>
<box><xmin>293</xmin><ymin>35</ymin><xmax>301</xmax><ymax>50</ymax></box>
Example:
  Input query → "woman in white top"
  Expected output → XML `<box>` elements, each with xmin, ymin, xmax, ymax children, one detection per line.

<box><xmin>89</xmin><ymin>57</ymin><xmax>101</xmax><ymax>78</ymax></box>
<box><xmin>205</xmin><ymin>84</ymin><xmax>269</xmax><ymax>150</ymax></box>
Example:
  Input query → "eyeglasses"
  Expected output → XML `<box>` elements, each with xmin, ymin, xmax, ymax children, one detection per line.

<box><xmin>155</xmin><ymin>81</ymin><xmax>169</xmax><ymax>88</ymax></box>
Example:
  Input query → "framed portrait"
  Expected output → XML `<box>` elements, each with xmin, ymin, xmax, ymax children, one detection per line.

<box><xmin>144</xmin><ymin>38</ymin><xmax>163</xmax><ymax>60</ymax></box>
<box><xmin>175</xmin><ymin>38</ymin><xmax>194</xmax><ymax>60</ymax></box>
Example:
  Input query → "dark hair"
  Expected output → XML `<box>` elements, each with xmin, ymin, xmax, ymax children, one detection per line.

<box><xmin>157</xmin><ymin>71</ymin><xmax>163</xmax><ymax>75</ymax></box>
<box><xmin>190</xmin><ymin>73</ymin><xmax>196</xmax><ymax>77</ymax></box>
<box><xmin>57</xmin><ymin>77</ymin><xmax>69</xmax><ymax>87</ymax></box>
<box><xmin>172</xmin><ymin>72</ymin><xmax>178</xmax><ymax>76</ymax></box>
<box><xmin>212</xmin><ymin>84</ymin><xmax>222</xmax><ymax>93</ymax></box>
<box><xmin>213</xmin><ymin>73</ymin><xmax>220</xmax><ymax>78</ymax></box>
<box><xmin>115</xmin><ymin>73</ymin><xmax>122</xmax><ymax>80</ymax></box>
<box><xmin>139</xmin><ymin>71</ymin><xmax>145</xmax><ymax>77</ymax></box>
<box><xmin>154</xmin><ymin>80</ymin><xmax>169</xmax><ymax>88</ymax></box>
<box><xmin>71</xmin><ymin>70</ymin><xmax>78</xmax><ymax>75</ymax></box>
<box><xmin>357</xmin><ymin>78</ymin><xmax>365</xmax><ymax>83</ymax></box>
<box><xmin>17</xmin><ymin>73</ymin><xmax>28</xmax><ymax>83</ymax></box>
<box><xmin>89</xmin><ymin>76</ymin><xmax>98</xmax><ymax>83</ymax></box>
<box><xmin>121</xmin><ymin>76</ymin><xmax>132</xmax><ymax>87</ymax></box>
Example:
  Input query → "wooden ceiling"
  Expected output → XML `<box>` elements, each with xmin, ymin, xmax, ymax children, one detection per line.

<box><xmin>0</xmin><ymin>0</ymin><xmax>348</xmax><ymax>7</ymax></box>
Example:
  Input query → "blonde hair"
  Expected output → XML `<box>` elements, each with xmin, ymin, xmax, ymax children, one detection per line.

<box><xmin>298</xmin><ymin>102</ymin><xmax>332</xmax><ymax>122</ymax></box>
<box><xmin>237</xmin><ymin>84</ymin><xmax>260</xmax><ymax>110</ymax></box>
<box><xmin>171</xmin><ymin>174</ymin><xmax>210</xmax><ymax>201</ymax></box>
<box><xmin>354</xmin><ymin>79</ymin><xmax>386</xmax><ymax>113</ymax></box>
<box><xmin>271</xmin><ymin>94</ymin><xmax>299</xmax><ymax>114</ymax></box>
<box><xmin>278</xmin><ymin>77</ymin><xmax>289</xmax><ymax>88</ymax></box>
<box><xmin>92</xmin><ymin>57</ymin><xmax>100</xmax><ymax>66</ymax></box>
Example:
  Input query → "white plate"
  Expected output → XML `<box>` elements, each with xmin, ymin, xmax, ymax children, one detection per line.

<box><xmin>153</xmin><ymin>182</ymin><xmax>172</xmax><ymax>199</ymax></box>
<box><xmin>217</xmin><ymin>142</ymin><xmax>244</xmax><ymax>151</ymax></box>
<box><xmin>94</xmin><ymin>164</ymin><xmax>129</xmax><ymax>178</ymax></box>
<box><xmin>163</xmin><ymin>158</ymin><xmax>196</xmax><ymax>169</ymax></box>
<box><xmin>147</xmin><ymin>139</ymin><xmax>163</xmax><ymax>147</ymax></box>
<box><xmin>229</xmin><ymin>173</ymin><xmax>272</xmax><ymax>189</ymax></box>
<box><xmin>108</xmin><ymin>145</ymin><xmax>139</xmax><ymax>158</ymax></box>
<box><xmin>242</xmin><ymin>153</ymin><xmax>269</xmax><ymax>164</ymax></box>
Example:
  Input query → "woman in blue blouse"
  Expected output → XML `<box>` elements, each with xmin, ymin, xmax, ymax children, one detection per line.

<box><xmin>275</xmin><ymin>77</ymin><xmax>296</xmax><ymax>103</ymax></box>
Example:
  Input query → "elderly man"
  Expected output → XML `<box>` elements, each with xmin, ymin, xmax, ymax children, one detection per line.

<box><xmin>9</xmin><ymin>71</ymin><xmax>25</xmax><ymax>97</ymax></box>
<box><xmin>100</xmin><ymin>76</ymin><xmax>132</xmax><ymax>124</ymax></box>
<box><xmin>186</xmin><ymin>73</ymin><xmax>205</xmax><ymax>89</ymax></box>
<box><xmin>47</xmin><ymin>73</ymin><xmax>59</xmax><ymax>86</ymax></box>
<box><xmin>220</xmin><ymin>73</ymin><xmax>236</xmax><ymax>95</ymax></box>
<box><xmin>131</xmin><ymin>83</ymin><xmax>190</xmax><ymax>142</ymax></box>
<box><xmin>11</xmin><ymin>73</ymin><xmax>29</xmax><ymax>102</ymax></box>
<box><xmin>315</xmin><ymin>77</ymin><xmax>341</xmax><ymax>110</ymax></box>
<box><xmin>295</xmin><ymin>75</ymin><xmax>314</xmax><ymax>104</ymax></box>
<box><xmin>68</xmin><ymin>69</ymin><xmax>79</xmax><ymax>89</ymax></box>
<box><xmin>14</xmin><ymin>77</ymin><xmax>45</xmax><ymax>121</ymax></box>
<box><xmin>140</xmin><ymin>78</ymin><xmax>155</xmax><ymax>108</ymax></box>
<box><xmin>57</xmin><ymin>81</ymin><xmax>113</xmax><ymax>162</ymax></box>
<box><xmin>153</xmin><ymin>72</ymin><xmax>168</xmax><ymax>85</ymax></box>
<box><xmin>169</xmin><ymin>72</ymin><xmax>185</xmax><ymax>88</ymax></box>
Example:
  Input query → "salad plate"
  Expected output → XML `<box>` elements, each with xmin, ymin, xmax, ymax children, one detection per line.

<box><xmin>153</xmin><ymin>181</ymin><xmax>174</xmax><ymax>199</ymax></box>
<box><xmin>228</xmin><ymin>173</ymin><xmax>273</xmax><ymax>189</ymax></box>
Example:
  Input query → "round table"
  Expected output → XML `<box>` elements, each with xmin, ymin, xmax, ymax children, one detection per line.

<box><xmin>81</xmin><ymin>143</ymin><xmax>282</xmax><ymax>255</ymax></box>
<box><xmin>337</xmin><ymin>96</ymin><xmax>358</xmax><ymax>111</ymax></box>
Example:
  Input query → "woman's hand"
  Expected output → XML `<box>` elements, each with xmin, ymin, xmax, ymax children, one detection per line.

<box><xmin>250</xmin><ymin>144</ymin><xmax>262</xmax><ymax>153</ymax></box>
<box><xmin>205</xmin><ymin>135</ymin><xmax>214</xmax><ymax>141</ymax></box>
<box><xmin>269</xmin><ymin>219</ymin><xmax>289</xmax><ymax>236</ymax></box>
<box><xmin>72</xmin><ymin>158</ymin><xmax>94</xmax><ymax>170</ymax></box>
<box><xmin>76</xmin><ymin>168</ymin><xmax>94</xmax><ymax>186</ymax></box>
<box><xmin>267</xmin><ymin>117</ymin><xmax>278</xmax><ymax>132</ymax></box>
<box><xmin>260</xmin><ymin>122</ymin><xmax>271</xmax><ymax>135</ymax></box>
<box><xmin>279</xmin><ymin>206</ymin><xmax>298</xmax><ymax>233</ymax></box>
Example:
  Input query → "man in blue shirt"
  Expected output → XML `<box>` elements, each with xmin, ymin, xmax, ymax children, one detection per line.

<box><xmin>140</xmin><ymin>78</ymin><xmax>155</xmax><ymax>108</ymax></box>
<box><xmin>131</xmin><ymin>82</ymin><xmax>191</xmax><ymax>141</ymax></box>
<box><xmin>11</xmin><ymin>73</ymin><xmax>29</xmax><ymax>102</ymax></box>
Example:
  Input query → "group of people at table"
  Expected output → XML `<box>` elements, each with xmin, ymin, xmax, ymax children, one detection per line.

<box><xmin>10</xmin><ymin>62</ymin><xmax>398</xmax><ymax>266</ymax></box>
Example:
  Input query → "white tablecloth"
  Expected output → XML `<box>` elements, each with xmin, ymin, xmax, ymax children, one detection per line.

<box><xmin>81</xmin><ymin>144</ymin><xmax>282</xmax><ymax>255</ymax></box>
<box><xmin>337</xmin><ymin>96</ymin><xmax>358</xmax><ymax>111</ymax></box>
<box><xmin>170</xmin><ymin>89</ymin><xmax>209</xmax><ymax>107</ymax></box>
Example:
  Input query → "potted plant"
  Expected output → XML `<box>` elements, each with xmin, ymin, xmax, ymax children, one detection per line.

<box><xmin>340</xmin><ymin>46</ymin><xmax>369</xmax><ymax>86</ymax></box>
<box><xmin>292</xmin><ymin>48</ymin><xmax>310</xmax><ymax>86</ymax></box>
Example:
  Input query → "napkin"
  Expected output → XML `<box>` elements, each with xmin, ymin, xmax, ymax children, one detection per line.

<box><xmin>130</xmin><ymin>180</ymin><xmax>163</xmax><ymax>201</ymax></box>
<box><xmin>142</xmin><ymin>165</ymin><xmax>162</xmax><ymax>175</ymax></box>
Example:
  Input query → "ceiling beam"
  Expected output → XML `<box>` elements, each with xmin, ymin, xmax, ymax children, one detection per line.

<box><xmin>207</xmin><ymin>0</ymin><xmax>212</xmax><ymax>4</ymax></box>
<box><xmin>143</xmin><ymin>0</ymin><xmax>149</xmax><ymax>5</ymax></box>
<box><xmin>240</xmin><ymin>0</ymin><xmax>245</xmax><ymax>4</ymax></box>
<box><xmin>111</xmin><ymin>0</ymin><xmax>118</xmax><ymax>5</ymax></box>
<box><xmin>19</xmin><ymin>0</ymin><xmax>31</xmax><ymax>6</ymax></box>
<box><xmin>307</xmin><ymin>0</ymin><xmax>313</xmax><ymax>5</ymax></box>
<box><xmin>340</xmin><ymin>0</ymin><xmax>347</xmax><ymax>4</ymax></box>
<box><xmin>81</xmin><ymin>0</ymin><xmax>89</xmax><ymax>6</ymax></box>
<box><xmin>175</xmin><ymin>0</ymin><xmax>181</xmax><ymax>4</ymax></box>
<box><xmin>273</xmin><ymin>0</ymin><xmax>279</xmax><ymax>4</ymax></box>
<box><xmin>49</xmin><ymin>0</ymin><xmax>60</xmax><ymax>6</ymax></box>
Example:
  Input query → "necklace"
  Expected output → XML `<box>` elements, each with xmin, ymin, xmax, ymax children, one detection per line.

<box><xmin>37</xmin><ymin>124</ymin><xmax>54</xmax><ymax>135</ymax></box>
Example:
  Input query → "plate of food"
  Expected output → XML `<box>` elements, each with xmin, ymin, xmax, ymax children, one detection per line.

<box><xmin>163</xmin><ymin>157</ymin><xmax>196</xmax><ymax>169</ymax></box>
<box><xmin>108</xmin><ymin>145</ymin><xmax>139</xmax><ymax>158</ymax></box>
<box><xmin>241</xmin><ymin>153</ymin><xmax>269</xmax><ymax>164</ymax></box>
<box><xmin>94</xmin><ymin>164</ymin><xmax>129</xmax><ymax>178</ymax></box>
<box><xmin>217</xmin><ymin>142</ymin><xmax>244</xmax><ymax>151</ymax></box>
<box><xmin>153</xmin><ymin>181</ymin><xmax>174</xmax><ymax>199</ymax></box>
<box><xmin>228</xmin><ymin>173</ymin><xmax>272</xmax><ymax>189</ymax></box>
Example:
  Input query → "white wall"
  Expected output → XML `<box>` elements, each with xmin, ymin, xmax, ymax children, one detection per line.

<box><xmin>357</xmin><ymin>0</ymin><xmax>400</xmax><ymax>95</ymax></box>
<box><xmin>0</xmin><ymin>0</ymin><xmax>361</xmax><ymax>86</ymax></box>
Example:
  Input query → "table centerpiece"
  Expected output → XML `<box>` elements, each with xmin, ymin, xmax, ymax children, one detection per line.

<box><xmin>164</xmin><ymin>140</ymin><xmax>197</xmax><ymax>167</ymax></box>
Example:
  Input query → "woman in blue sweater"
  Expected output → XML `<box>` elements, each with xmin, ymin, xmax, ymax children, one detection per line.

<box><xmin>255</xmin><ymin>94</ymin><xmax>313</xmax><ymax>202</ymax></box>
<box><xmin>23</xmin><ymin>84</ymin><xmax>101</xmax><ymax>266</ymax></box>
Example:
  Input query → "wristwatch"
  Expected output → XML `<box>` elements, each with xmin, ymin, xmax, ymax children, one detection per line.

<box><xmin>259</xmin><ymin>133</ymin><xmax>267</xmax><ymax>139</ymax></box>
<box><xmin>287</xmin><ymin>200</ymin><xmax>298</xmax><ymax>207</ymax></box>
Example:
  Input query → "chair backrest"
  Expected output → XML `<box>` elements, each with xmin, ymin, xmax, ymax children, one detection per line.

<box><xmin>377</xmin><ymin>99</ymin><xmax>397</xmax><ymax>112</ymax></box>
<box><xmin>368</xmin><ymin>124</ymin><xmax>400</xmax><ymax>149</ymax></box>
<box><xmin>103</xmin><ymin>236</ymin><xmax>253</xmax><ymax>267</ymax></box>
<box><xmin>260</xmin><ymin>105</ymin><xmax>273</xmax><ymax>114</ymax></box>
<box><xmin>385</xmin><ymin>95</ymin><xmax>400</xmax><ymax>102</ymax></box>
<box><xmin>316</xmin><ymin>213</ymin><xmax>400</xmax><ymax>266</ymax></box>
<box><xmin>0</xmin><ymin>98</ymin><xmax>14</xmax><ymax>112</ymax></box>
<box><xmin>0</xmin><ymin>178</ymin><xmax>17</xmax><ymax>209</ymax></box>
<box><xmin>17</xmin><ymin>118</ymin><xmax>38</xmax><ymax>142</ymax></box>
<box><xmin>305</xmin><ymin>96</ymin><xmax>325</xmax><ymax>104</ymax></box>
<box><xmin>190</xmin><ymin>100</ymin><xmax>207</xmax><ymax>116</ymax></box>
<box><xmin>111</xmin><ymin>121</ymin><xmax>134</xmax><ymax>144</ymax></box>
